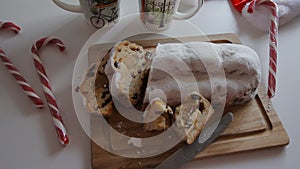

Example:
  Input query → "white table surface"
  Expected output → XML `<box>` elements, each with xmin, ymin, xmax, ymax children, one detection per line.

<box><xmin>1</xmin><ymin>0</ymin><xmax>299</xmax><ymax>169</ymax></box>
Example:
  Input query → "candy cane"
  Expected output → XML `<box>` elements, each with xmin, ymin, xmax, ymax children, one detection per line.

<box><xmin>0</xmin><ymin>21</ymin><xmax>21</xmax><ymax>33</ymax></box>
<box><xmin>0</xmin><ymin>22</ymin><xmax>44</xmax><ymax>108</ymax></box>
<box><xmin>231</xmin><ymin>0</ymin><xmax>279</xmax><ymax>98</ymax></box>
<box><xmin>0</xmin><ymin>49</ymin><xmax>44</xmax><ymax>108</ymax></box>
<box><xmin>31</xmin><ymin>37</ymin><xmax>69</xmax><ymax>145</ymax></box>
<box><xmin>238</xmin><ymin>0</ymin><xmax>278</xmax><ymax>98</ymax></box>
<box><xmin>245</xmin><ymin>0</ymin><xmax>279</xmax><ymax>98</ymax></box>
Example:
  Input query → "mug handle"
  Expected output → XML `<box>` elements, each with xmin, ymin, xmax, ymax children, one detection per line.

<box><xmin>174</xmin><ymin>0</ymin><xmax>204</xmax><ymax>19</ymax></box>
<box><xmin>52</xmin><ymin>0</ymin><xmax>83</xmax><ymax>13</ymax></box>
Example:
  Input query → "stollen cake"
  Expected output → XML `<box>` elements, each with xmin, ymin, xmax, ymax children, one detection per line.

<box><xmin>144</xmin><ymin>42</ymin><xmax>261</xmax><ymax>107</ymax></box>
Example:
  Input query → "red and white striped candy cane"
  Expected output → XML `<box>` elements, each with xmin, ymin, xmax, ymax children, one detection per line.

<box><xmin>246</xmin><ymin>0</ymin><xmax>279</xmax><ymax>98</ymax></box>
<box><xmin>31</xmin><ymin>37</ymin><xmax>69</xmax><ymax>145</ymax></box>
<box><xmin>0</xmin><ymin>21</ymin><xmax>21</xmax><ymax>33</ymax></box>
<box><xmin>0</xmin><ymin>49</ymin><xmax>44</xmax><ymax>108</ymax></box>
<box><xmin>0</xmin><ymin>22</ymin><xmax>43</xmax><ymax>108</ymax></box>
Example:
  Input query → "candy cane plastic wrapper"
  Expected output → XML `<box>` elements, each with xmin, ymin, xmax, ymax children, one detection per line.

<box><xmin>231</xmin><ymin>0</ymin><xmax>279</xmax><ymax>98</ymax></box>
<box><xmin>0</xmin><ymin>21</ymin><xmax>21</xmax><ymax>33</ymax></box>
<box><xmin>0</xmin><ymin>50</ymin><xmax>44</xmax><ymax>108</ymax></box>
<box><xmin>31</xmin><ymin>37</ymin><xmax>69</xmax><ymax>145</ymax></box>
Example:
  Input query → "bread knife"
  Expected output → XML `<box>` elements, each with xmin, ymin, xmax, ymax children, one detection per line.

<box><xmin>153</xmin><ymin>112</ymin><xmax>234</xmax><ymax>169</ymax></box>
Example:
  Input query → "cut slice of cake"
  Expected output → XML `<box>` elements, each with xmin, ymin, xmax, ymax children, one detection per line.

<box><xmin>174</xmin><ymin>92</ymin><xmax>214</xmax><ymax>144</ymax></box>
<box><xmin>105</xmin><ymin>41</ymin><xmax>153</xmax><ymax>107</ymax></box>
<box><xmin>143</xmin><ymin>98</ymin><xmax>173</xmax><ymax>131</ymax></box>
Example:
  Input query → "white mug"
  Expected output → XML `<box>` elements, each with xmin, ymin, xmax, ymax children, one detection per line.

<box><xmin>52</xmin><ymin>0</ymin><xmax>120</xmax><ymax>29</ymax></box>
<box><xmin>139</xmin><ymin>0</ymin><xmax>204</xmax><ymax>31</ymax></box>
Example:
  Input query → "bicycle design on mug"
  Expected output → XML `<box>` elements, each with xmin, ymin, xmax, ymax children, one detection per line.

<box><xmin>90</xmin><ymin>0</ymin><xmax>119</xmax><ymax>29</ymax></box>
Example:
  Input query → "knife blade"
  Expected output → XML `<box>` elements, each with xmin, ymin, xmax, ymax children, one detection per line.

<box><xmin>153</xmin><ymin>112</ymin><xmax>234</xmax><ymax>169</ymax></box>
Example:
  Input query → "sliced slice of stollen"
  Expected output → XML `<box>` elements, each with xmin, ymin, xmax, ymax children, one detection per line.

<box><xmin>143</xmin><ymin>98</ymin><xmax>173</xmax><ymax>131</ymax></box>
<box><xmin>174</xmin><ymin>92</ymin><xmax>214</xmax><ymax>144</ymax></box>
<box><xmin>105</xmin><ymin>41</ymin><xmax>153</xmax><ymax>107</ymax></box>
<box><xmin>80</xmin><ymin>50</ymin><xmax>113</xmax><ymax>116</ymax></box>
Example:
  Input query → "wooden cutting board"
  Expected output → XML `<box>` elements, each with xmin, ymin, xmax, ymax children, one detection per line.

<box><xmin>88</xmin><ymin>33</ymin><xmax>289</xmax><ymax>169</ymax></box>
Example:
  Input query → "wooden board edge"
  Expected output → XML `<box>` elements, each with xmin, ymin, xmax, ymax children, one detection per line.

<box><xmin>257</xmin><ymin>87</ymin><xmax>290</xmax><ymax>144</ymax></box>
<box><xmin>89</xmin><ymin>33</ymin><xmax>241</xmax><ymax>50</ymax></box>
<box><xmin>195</xmin><ymin>129</ymin><xmax>289</xmax><ymax>158</ymax></box>
<box><xmin>130</xmin><ymin>33</ymin><xmax>241</xmax><ymax>46</ymax></box>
